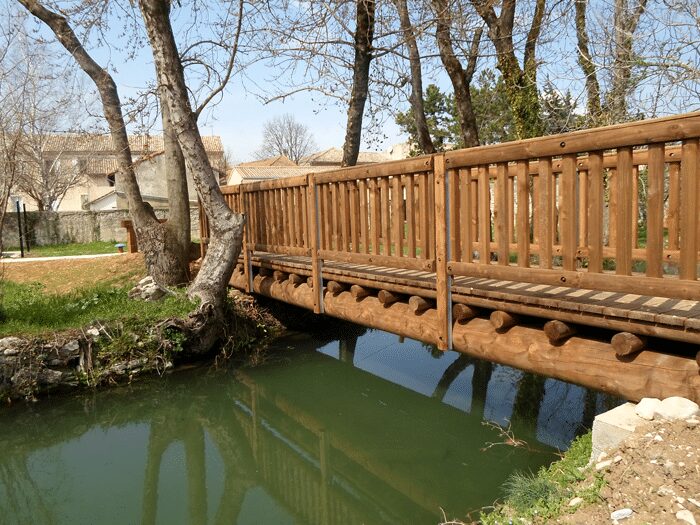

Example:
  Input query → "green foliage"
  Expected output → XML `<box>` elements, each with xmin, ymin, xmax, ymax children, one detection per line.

<box><xmin>0</xmin><ymin>280</ymin><xmax>195</xmax><ymax>337</ymax></box>
<box><xmin>481</xmin><ymin>432</ymin><xmax>604</xmax><ymax>524</ymax></box>
<box><xmin>4</xmin><ymin>241</ymin><xmax>120</xmax><ymax>257</ymax></box>
<box><xmin>395</xmin><ymin>74</ymin><xmax>586</xmax><ymax>153</ymax></box>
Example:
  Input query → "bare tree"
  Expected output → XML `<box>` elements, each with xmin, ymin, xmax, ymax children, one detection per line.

<box><xmin>392</xmin><ymin>0</ymin><xmax>435</xmax><ymax>154</ymax></box>
<box><xmin>18</xmin><ymin>0</ymin><xmax>245</xmax><ymax>351</ymax></box>
<box><xmin>575</xmin><ymin>0</ymin><xmax>649</xmax><ymax>126</ymax></box>
<box><xmin>431</xmin><ymin>0</ymin><xmax>482</xmax><ymax>147</ymax></box>
<box><xmin>471</xmin><ymin>0</ymin><xmax>547</xmax><ymax>139</ymax></box>
<box><xmin>254</xmin><ymin>114</ymin><xmax>317</xmax><ymax>164</ymax></box>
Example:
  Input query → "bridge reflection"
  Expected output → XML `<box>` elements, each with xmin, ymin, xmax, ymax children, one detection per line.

<box><xmin>0</xmin><ymin>332</ymin><xmax>618</xmax><ymax>524</ymax></box>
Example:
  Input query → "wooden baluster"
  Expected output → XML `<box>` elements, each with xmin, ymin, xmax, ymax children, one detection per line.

<box><xmin>478</xmin><ymin>165</ymin><xmax>491</xmax><ymax>264</ymax></box>
<box><xmin>680</xmin><ymin>139</ymin><xmax>699</xmax><ymax>280</ymax></box>
<box><xmin>392</xmin><ymin>175</ymin><xmax>402</xmax><ymax>257</ymax></box>
<box><xmin>403</xmin><ymin>174</ymin><xmax>416</xmax><ymax>258</ymax></box>
<box><xmin>588</xmin><ymin>152</ymin><xmax>604</xmax><ymax>273</ymax></box>
<box><xmin>560</xmin><ymin>154</ymin><xmax>577</xmax><ymax>271</ymax></box>
<box><xmin>495</xmin><ymin>162</ymin><xmax>509</xmax><ymax>265</ymax></box>
<box><xmin>608</xmin><ymin>168</ymin><xmax>617</xmax><ymax>248</ymax></box>
<box><xmin>380</xmin><ymin>177</ymin><xmax>391</xmax><ymax>256</ymax></box>
<box><xmin>646</xmin><ymin>143</ymin><xmax>665</xmax><ymax>278</ymax></box>
<box><xmin>370</xmin><ymin>178</ymin><xmax>380</xmax><ymax>255</ymax></box>
<box><xmin>459</xmin><ymin>168</ymin><xmax>472</xmax><ymax>263</ymax></box>
<box><xmin>301</xmin><ymin>186</ymin><xmax>309</xmax><ymax>250</ymax></box>
<box><xmin>434</xmin><ymin>154</ymin><xmax>451</xmax><ymax>350</ymax></box>
<box><xmin>242</xmin><ymin>189</ymin><xmax>252</xmax><ymax>292</ymax></box>
<box><xmin>341</xmin><ymin>181</ymin><xmax>350</xmax><ymax>251</ymax></box>
<box><xmin>449</xmin><ymin>168</ymin><xmax>461</xmax><ymax>262</ymax></box>
<box><xmin>578</xmin><ymin>169</ymin><xmax>588</xmax><ymax>249</ymax></box>
<box><xmin>359</xmin><ymin>179</ymin><xmax>369</xmax><ymax>253</ymax></box>
<box><xmin>470</xmin><ymin>173</ymin><xmax>478</xmax><ymax>248</ymax></box>
<box><xmin>516</xmin><ymin>160</ymin><xmax>530</xmax><ymax>268</ymax></box>
<box><xmin>350</xmin><ymin>181</ymin><xmax>359</xmax><ymax>253</ymax></box>
<box><xmin>419</xmin><ymin>173</ymin><xmax>430</xmax><ymax>259</ymax></box>
<box><xmin>287</xmin><ymin>187</ymin><xmax>295</xmax><ymax>247</ymax></box>
<box><xmin>507</xmin><ymin>173</ymin><xmax>515</xmax><ymax>245</ymax></box>
<box><xmin>616</xmin><ymin>147</ymin><xmax>633</xmax><ymax>275</ymax></box>
<box><xmin>667</xmin><ymin>162</ymin><xmax>680</xmax><ymax>250</ymax></box>
<box><xmin>308</xmin><ymin>175</ymin><xmax>323</xmax><ymax>313</ymax></box>
<box><xmin>428</xmin><ymin>170</ymin><xmax>435</xmax><ymax>259</ymax></box>
<box><xmin>330</xmin><ymin>183</ymin><xmax>339</xmax><ymax>251</ymax></box>
<box><xmin>632</xmin><ymin>166</ymin><xmax>639</xmax><ymax>248</ymax></box>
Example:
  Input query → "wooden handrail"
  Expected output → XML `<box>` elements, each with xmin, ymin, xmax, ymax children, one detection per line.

<box><xmin>203</xmin><ymin>111</ymin><xmax>700</xmax><ymax>349</ymax></box>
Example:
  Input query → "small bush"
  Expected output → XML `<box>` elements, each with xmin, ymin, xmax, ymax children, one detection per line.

<box><xmin>502</xmin><ymin>471</ymin><xmax>556</xmax><ymax>512</ymax></box>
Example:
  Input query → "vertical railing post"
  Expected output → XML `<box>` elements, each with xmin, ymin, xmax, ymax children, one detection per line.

<box><xmin>307</xmin><ymin>174</ymin><xmax>324</xmax><ymax>314</ymax></box>
<box><xmin>434</xmin><ymin>154</ymin><xmax>452</xmax><ymax>350</ymax></box>
<box><xmin>241</xmin><ymin>187</ymin><xmax>253</xmax><ymax>293</ymax></box>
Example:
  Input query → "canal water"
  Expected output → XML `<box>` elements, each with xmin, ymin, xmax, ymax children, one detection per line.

<box><xmin>0</xmin><ymin>327</ymin><xmax>619</xmax><ymax>524</ymax></box>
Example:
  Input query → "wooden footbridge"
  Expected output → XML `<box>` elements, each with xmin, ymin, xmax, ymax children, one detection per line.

<box><xmin>201</xmin><ymin>113</ymin><xmax>700</xmax><ymax>402</ymax></box>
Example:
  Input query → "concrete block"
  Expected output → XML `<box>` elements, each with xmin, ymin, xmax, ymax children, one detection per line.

<box><xmin>591</xmin><ymin>402</ymin><xmax>645</xmax><ymax>462</ymax></box>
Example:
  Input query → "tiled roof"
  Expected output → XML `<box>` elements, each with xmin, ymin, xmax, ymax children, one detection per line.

<box><xmin>228</xmin><ymin>166</ymin><xmax>331</xmax><ymax>183</ymax></box>
<box><xmin>299</xmin><ymin>147</ymin><xmax>391</xmax><ymax>166</ymax></box>
<box><xmin>239</xmin><ymin>155</ymin><xmax>297</xmax><ymax>167</ymax></box>
<box><xmin>42</xmin><ymin>134</ymin><xmax>224</xmax><ymax>154</ymax></box>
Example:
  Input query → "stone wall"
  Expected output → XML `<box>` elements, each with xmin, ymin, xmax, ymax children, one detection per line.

<box><xmin>1</xmin><ymin>209</ymin><xmax>200</xmax><ymax>248</ymax></box>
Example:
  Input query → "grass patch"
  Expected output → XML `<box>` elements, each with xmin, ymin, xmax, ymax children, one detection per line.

<box><xmin>481</xmin><ymin>432</ymin><xmax>604</xmax><ymax>524</ymax></box>
<box><xmin>6</xmin><ymin>241</ymin><xmax>120</xmax><ymax>257</ymax></box>
<box><xmin>0</xmin><ymin>280</ymin><xmax>195</xmax><ymax>337</ymax></box>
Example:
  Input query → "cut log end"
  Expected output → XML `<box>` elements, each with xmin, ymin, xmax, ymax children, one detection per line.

<box><xmin>612</xmin><ymin>332</ymin><xmax>647</xmax><ymax>357</ymax></box>
<box><xmin>453</xmin><ymin>303</ymin><xmax>477</xmax><ymax>323</ymax></box>
<box><xmin>326</xmin><ymin>280</ymin><xmax>347</xmax><ymax>296</ymax></box>
<box><xmin>408</xmin><ymin>295</ymin><xmax>433</xmax><ymax>314</ymax></box>
<box><xmin>273</xmin><ymin>270</ymin><xmax>287</xmax><ymax>283</ymax></box>
<box><xmin>543</xmin><ymin>320</ymin><xmax>576</xmax><ymax>344</ymax></box>
<box><xmin>350</xmin><ymin>285</ymin><xmax>371</xmax><ymax>300</ymax></box>
<box><xmin>490</xmin><ymin>310</ymin><xmax>519</xmax><ymax>331</ymax></box>
<box><xmin>377</xmin><ymin>289</ymin><xmax>400</xmax><ymax>306</ymax></box>
<box><xmin>289</xmin><ymin>273</ymin><xmax>305</xmax><ymax>286</ymax></box>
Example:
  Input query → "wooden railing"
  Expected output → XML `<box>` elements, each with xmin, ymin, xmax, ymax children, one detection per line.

<box><xmin>203</xmin><ymin>112</ymin><xmax>700</xmax><ymax>348</ymax></box>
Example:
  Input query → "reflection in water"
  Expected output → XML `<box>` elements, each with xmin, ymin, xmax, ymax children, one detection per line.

<box><xmin>0</xmin><ymin>329</ymin><xmax>620</xmax><ymax>524</ymax></box>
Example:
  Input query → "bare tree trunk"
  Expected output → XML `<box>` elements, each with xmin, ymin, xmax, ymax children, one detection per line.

<box><xmin>17</xmin><ymin>0</ymin><xmax>190</xmax><ymax>287</ymax></box>
<box><xmin>606</xmin><ymin>0</ymin><xmax>648</xmax><ymax>123</ymax></box>
<box><xmin>160</xmin><ymin>91</ymin><xmax>191</xmax><ymax>283</ymax></box>
<box><xmin>432</xmin><ymin>0</ymin><xmax>481</xmax><ymax>147</ymax></box>
<box><xmin>341</xmin><ymin>0</ymin><xmax>375</xmax><ymax>167</ymax></box>
<box><xmin>575</xmin><ymin>0</ymin><xmax>603</xmax><ymax>126</ymax></box>
<box><xmin>472</xmin><ymin>0</ymin><xmax>546</xmax><ymax>139</ymax></box>
<box><xmin>394</xmin><ymin>0</ymin><xmax>435</xmax><ymax>154</ymax></box>
<box><xmin>138</xmin><ymin>0</ymin><xmax>244</xmax><ymax>321</ymax></box>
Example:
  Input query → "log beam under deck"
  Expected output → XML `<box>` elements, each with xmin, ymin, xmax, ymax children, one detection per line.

<box><xmin>230</xmin><ymin>269</ymin><xmax>700</xmax><ymax>403</ymax></box>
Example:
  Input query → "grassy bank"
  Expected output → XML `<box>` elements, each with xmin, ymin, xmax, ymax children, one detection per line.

<box><xmin>5</xmin><ymin>241</ymin><xmax>120</xmax><ymax>257</ymax></box>
<box><xmin>0</xmin><ymin>280</ymin><xmax>195</xmax><ymax>337</ymax></box>
<box><xmin>479</xmin><ymin>432</ymin><xmax>603</xmax><ymax>524</ymax></box>
<box><xmin>0</xmin><ymin>254</ymin><xmax>282</xmax><ymax>402</ymax></box>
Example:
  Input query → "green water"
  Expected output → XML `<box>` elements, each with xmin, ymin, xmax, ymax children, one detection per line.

<box><xmin>0</xmin><ymin>328</ymin><xmax>618</xmax><ymax>524</ymax></box>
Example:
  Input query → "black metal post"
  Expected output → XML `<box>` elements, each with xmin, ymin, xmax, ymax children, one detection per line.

<box><xmin>15</xmin><ymin>200</ymin><xmax>24</xmax><ymax>258</ymax></box>
<box><xmin>22</xmin><ymin>203</ymin><xmax>30</xmax><ymax>252</ymax></box>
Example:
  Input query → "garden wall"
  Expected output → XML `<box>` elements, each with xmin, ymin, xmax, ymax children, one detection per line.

<box><xmin>1</xmin><ymin>209</ymin><xmax>200</xmax><ymax>248</ymax></box>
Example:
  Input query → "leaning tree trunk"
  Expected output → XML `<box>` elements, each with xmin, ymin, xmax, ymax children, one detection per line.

<box><xmin>393</xmin><ymin>0</ymin><xmax>435</xmax><ymax>155</ymax></box>
<box><xmin>17</xmin><ymin>0</ymin><xmax>194</xmax><ymax>287</ymax></box>
<box><xmin>160</xmin><ymin>90</ymin><xmax>191</xmax><ymax>284</ymax></box>
<box><xmin>138</xmin><ymin>0</ymin><xmax>244</xmax><ymax>353</ymax></box>
<box><xmin>341</xmin><ymin>0</ymin><xmax>375</xmax><ymax>167</ymax></box>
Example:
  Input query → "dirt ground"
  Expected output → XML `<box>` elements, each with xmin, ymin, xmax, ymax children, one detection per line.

<box><xmin>557</xmin><ymin>419</ymin><xmax>700</xmax><ymax>524</ymax></box>
<box><xmin>0</xmin><ymin>254</ymin><xmax>146</xmax><ymax>293</ymax></box>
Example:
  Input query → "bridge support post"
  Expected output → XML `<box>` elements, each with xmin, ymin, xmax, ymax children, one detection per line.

<box><xmin>434</xmin><ymin>154</ymin><xmax>453</xmax><ymax>350</ymax></box>
<box><xmin>308</xmin><ymin>175</ymin><xmax>324</xmax><ymax>314</ymax></box>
